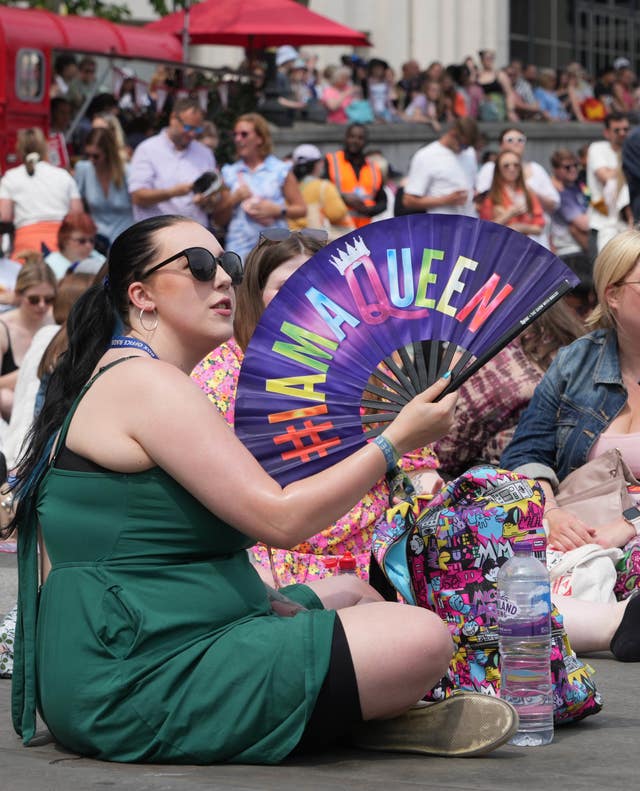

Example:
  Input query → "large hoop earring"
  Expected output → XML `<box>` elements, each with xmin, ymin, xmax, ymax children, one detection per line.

<box><xmin>139</xmin><ymin>306</ymin><xmax>158</xmax><ymax>332</ymax></box>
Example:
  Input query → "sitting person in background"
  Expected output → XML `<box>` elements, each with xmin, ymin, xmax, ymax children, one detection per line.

<box><xmin>501</xmin><ymin>230</ymin><xmax>640</xmax><ymax>621</ymax></box>
<box><xmin>533</xmin><ymin>68</ymin><xmax>570</xmax><ymax>121</ymax></box>
<box><xmin>367</xmin><ymin>58</ymin><xmax>396</xmax><ymax>122</ymax></box>
<box><xmin>478</xmin><ymin>150</ymin><xmax>545</xmax><ymax>239</ymax></box>
<box><xmin>403</xmin><ymin>78</ymin><xmax>446</xmax><ymax>129</ymax></box>
<box><xmin>44</xmin><ymin>212</ymin><xmax>105</xmax><ymax>280</ymax></box>
<box><xmin>0</xmin><ymin>259</ymin><xmax>56</xmax><ymax>421</ymax></box>
<box><xmin>288</xmin><ymin>144</ymin><xmax>354</xmax><ymax>239</ymax></box>
<box><xmin>192</xmin><ymin>228</ymin><xmax>441</xmax><ymax>585</ymax></box>
<box><xmin>320</xmin><ymin>66</ymin><xmax>359</xmax><ymax>124</ymax></box>
<box><xmin>549</xmin><ymin>148</ymin><xmax>594</xmax><ymax>314</ymax></box>
<box><xmin>434</xmin><ymin>301</ymin><xmax>585</xmax><ymax>479</ymax></box>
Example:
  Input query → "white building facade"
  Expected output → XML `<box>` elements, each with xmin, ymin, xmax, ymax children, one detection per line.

<box><xmin>127</xmin><ymin>0</ymin><xmax>511</xmax><ymax>73</ymax></box>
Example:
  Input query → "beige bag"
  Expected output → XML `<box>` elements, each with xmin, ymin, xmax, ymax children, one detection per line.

<box><xmin>555</xmin><ymin>447</ymin><xmax>638</xmax><ymax>527</ymax></box>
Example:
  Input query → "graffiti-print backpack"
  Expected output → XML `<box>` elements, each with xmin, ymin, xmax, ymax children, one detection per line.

<box><xmin>372</xmin><ymin>465</ymin><xmax>602</xmax><ymax>725</ymax></box>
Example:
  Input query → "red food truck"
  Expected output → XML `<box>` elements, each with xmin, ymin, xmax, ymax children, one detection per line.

<box><xmin>0</xmin><ymin>5</ymin><xmax>183</xmax><ymax>173</ymax></box>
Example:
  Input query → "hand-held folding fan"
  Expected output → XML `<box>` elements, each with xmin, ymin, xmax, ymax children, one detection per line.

<box><xmin>234</xmin><ymin>214</ymin><xmax>580</xmax><ymax>485</ymax></box>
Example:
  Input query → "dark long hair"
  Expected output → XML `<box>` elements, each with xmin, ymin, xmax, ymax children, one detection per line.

<box><xmin>4</xmin><ymin>215</ymin><xmax>185</xmax><ymax>536</ymax></box>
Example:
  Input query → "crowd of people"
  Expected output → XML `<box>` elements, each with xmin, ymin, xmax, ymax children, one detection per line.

<box><xmin>1</xmin><ymin>42</ymin><xmax>640</xmax><ymax>766</ymax></box>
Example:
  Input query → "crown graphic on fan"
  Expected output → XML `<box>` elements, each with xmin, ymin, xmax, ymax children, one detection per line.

<box><xmin>234</xmin><ymin>215</ymin><xmax>579</xmax><ymax>486</ymax></box>
<box><xmin>329</xmin><ymin>237</ymin><xmax>370</xmax><ymax>275</ymax></box>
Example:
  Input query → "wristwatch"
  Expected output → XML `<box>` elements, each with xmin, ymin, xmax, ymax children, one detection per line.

<box><xmin>623</xmin><ymin>506</ymin><xmax>640</xmax><ymax>535</ymax></box>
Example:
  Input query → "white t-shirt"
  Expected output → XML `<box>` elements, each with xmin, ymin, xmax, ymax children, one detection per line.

<box><xmin>0</xmin><ymin>162</ymin><xmax>80</xmax><ymax>229</ymax></box>
<box><xmin>476</xmin><ymin>159</ymin><xmax>558</xmax><ymax>249</ymax></box>
<box><xmin>404</xmin><ymin>141</ymin><xmax>477</xmax><ymax>216</ymax></box>
<box><xmin>587</xmin><ymin>140</ymin><xmax>629</xmax><ymax>234</ymax></box>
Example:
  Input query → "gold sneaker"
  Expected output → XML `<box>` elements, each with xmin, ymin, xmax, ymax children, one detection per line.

<box><xmin>350</xmin><ymin>692</ymin><xmax>519</xmax><ymax>758</ymax></box>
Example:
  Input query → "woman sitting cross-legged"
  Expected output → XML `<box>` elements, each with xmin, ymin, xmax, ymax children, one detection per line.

<box><xmin>7</xmin><ymin>214</ymin><xmax>519</xmax><ymax>764</ymax></box>
<box><xmin>502</xmin><ymin>230</ymin><xmax>640</xmax><ymax>661</ymax></box>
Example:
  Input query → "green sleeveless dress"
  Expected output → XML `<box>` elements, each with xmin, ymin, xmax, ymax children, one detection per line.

<box><xmin>12</xmin><ymin>361</ymin><xmax>336</xmax><ymax>764</ymax></box>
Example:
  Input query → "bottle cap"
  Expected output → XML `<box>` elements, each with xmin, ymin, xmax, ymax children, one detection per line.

<box><xmin>323</xmin><ymin>557</ymin><xmax>339</xmax><ymax>571</ymax></box>
<box><xmin>338</xmin><ymin>551</ymin><xmax>357</xmax><ymax>571</ymax></box>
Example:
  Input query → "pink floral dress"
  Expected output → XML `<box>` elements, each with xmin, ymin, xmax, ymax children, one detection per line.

<box><xmin>191</xmin><ymin>339</ymin><xmax>439</xmax><ymax>585</ymax></box>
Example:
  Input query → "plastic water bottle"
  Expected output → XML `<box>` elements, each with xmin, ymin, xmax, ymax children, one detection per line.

<box><xmin>497</xmin><ymin>544</ymin><xmax>554</xmax><ymax>746</ymax></box>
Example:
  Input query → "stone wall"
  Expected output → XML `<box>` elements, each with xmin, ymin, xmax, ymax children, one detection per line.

<box><xmin>272</xmin><ymin>122</ymin><xmax>604</xmax><ymax>175</ymax></box>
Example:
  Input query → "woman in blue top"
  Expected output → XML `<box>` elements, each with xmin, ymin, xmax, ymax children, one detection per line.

<box><xmin>218</xmin><ymin>114</ymin><xmax>306</xmax><ymax>261</ymax></box>
<box><xmin>74</xmin><ymin>128</ymin><xmax>133</xmax><ymax>251</ymax></box>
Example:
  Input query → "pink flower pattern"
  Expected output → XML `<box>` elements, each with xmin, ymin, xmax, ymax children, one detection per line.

<box><xmin>191</xmin><ymin>339</ymin><xmax>438</xmax><ymax>585</ymax></box>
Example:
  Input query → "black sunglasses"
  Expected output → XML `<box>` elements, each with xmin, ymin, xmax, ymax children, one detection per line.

<box><xmin>258</xmin><ymin>227</ymin><xmax>329</xmax><ymax>244</ymax></box>
<box><xmin>139</xmin><ymin>247</ymin><xmax>243</xmax><ymax>285</ymax></box>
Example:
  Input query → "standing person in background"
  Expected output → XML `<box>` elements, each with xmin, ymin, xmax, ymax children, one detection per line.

<box><xmin>623</xmin><ymin>121</ymin><xmax>640</xmax><ymax>223</ymax></box>
<box><xmin>476</xmin><ymin>49</ymin><xmax>518</xmax><ymax>122</ymax></box>
<box><xmin>47</xmin><ymin>98</ymin><xmax>73</xmax><ymax>170</ymax></box>
<box><xmin>67</xmin><ymin>57</ymin><xmax>99</xmax><ymax>110</ymax></box>
<box><xmin>288</xmin><ymin>144</ymin><xmax>353</xmax><ymax>237</ymax></box>
<box><xmin>50</xmin><ymin>54</ymin><xmax>77</xmax><ymax>99</ymax></box>
<box><xmin>587</xmin><ymin>112</ymin><xmax>633</xmax><ymax>257</ymax></box>
<box><xmin>128</xmin><ymin>97</ymin><xmax>218</xmax><ymax>228</ymax></box>
<box><xmin>479</xmin><ymin>150</ymin><xmax>544</xmax><ymax>239</ymax></box>
<box><xmin>402</xmin><ymin>118</ymin><xmax>478</xmax><ymax>217</ymax></box>
<box><xmin>476</xmin><ymin>127</ymin><xmax>559</xmax><ymax>249</ymax></box>
<box><xmin>216</xmin><ymin>114</ymin><xmax>306</xmax><ymax>261</ymax></box>
<box><xmin>75</xmin><ymin>128</ymin><xmax>133</xmax><ymax>252</ymax></box>
<box><xmin>326</xmin><ymin>124</ymin><xmax>386</xmax><ymax>228</ymax></box>
<box><xmin>0</xmin><ymin>129</ymin><xmax>82</xmax><ymax>258</ymax></box>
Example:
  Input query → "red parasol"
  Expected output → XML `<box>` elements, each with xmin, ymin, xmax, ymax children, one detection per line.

<box><xmin>145</xmin><ymin>0</ymin><xmax>371</xmax><ymax>48</ymax></box>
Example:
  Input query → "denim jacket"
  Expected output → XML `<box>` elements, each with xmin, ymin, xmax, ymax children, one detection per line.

<box><xmin>500</xmin><ymin>329</ymin><xmax>627</xmax><ymax>488</ymax></box>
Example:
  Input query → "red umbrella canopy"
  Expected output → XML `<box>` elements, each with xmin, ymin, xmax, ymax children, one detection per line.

<box><xmin>146</xmin><ymin>0</ymin><xmax>371</xmax><ymax>47</ymax></box>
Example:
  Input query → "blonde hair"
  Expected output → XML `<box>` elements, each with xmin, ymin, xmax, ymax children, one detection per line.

<box><xmin>587</xmin><ymin>229</ymin><xmax>640</xmax><ymax>328</ymax></box>
<box><xmin>15</xmin><ymin>259</ymin><xmax>57</xmax><ymax>296</ymax></box>
<box><xmin>235</xmin><ymin>113</ymin><xmax>272</xmax><ymax>158</ymax></box>
<box><xmin>17</xmin><ymin>128</ymin><xmax>48</xmax><ymax>175</ymax></box>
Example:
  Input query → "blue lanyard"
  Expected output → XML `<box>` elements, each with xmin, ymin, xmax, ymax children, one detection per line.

<box><xmin>109</xmin><ymin>335</ymin><xmax>159</xmax><ymax>359</ymax></box>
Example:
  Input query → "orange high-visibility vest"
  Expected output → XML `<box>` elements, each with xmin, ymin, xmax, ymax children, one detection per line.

<box><xmin>326</xmin><ymin>150</ymin><xmax>383</xmax><ymax>228</ymax></box>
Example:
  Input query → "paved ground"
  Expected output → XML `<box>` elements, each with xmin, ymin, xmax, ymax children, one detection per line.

<box><xmin>0</xmin><ymin>551</ymin><xmax>637</xmax><ymax>791</ymax></box>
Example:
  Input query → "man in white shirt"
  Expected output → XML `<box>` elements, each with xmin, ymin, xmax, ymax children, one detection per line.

<box><xmin>402</xmin><ymin>118</ymin><xmax>479</xmax><ymax>217</ymax></box>
<box><xmin>587</xmin><ymin>112</ymin><xmax>632</xmax><ymax>256</ymax></box>
<box><xmin>476</xmin><ymin>127</ymin><xmax>559</xmax><ymax>249</ymax></box>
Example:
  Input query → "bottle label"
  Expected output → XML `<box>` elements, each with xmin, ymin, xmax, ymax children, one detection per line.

<box><xmin>497</xmin><ymin>589</ymin><xmax>551</xmax><ymax>637</ymax></box>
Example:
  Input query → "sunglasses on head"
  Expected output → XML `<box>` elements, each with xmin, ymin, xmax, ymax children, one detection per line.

<box><xmin>139</xmin><ymin>247</ymin><xmax>243</xmax><ymax>285</ymax></box>
<box><xmin>258</xmin><ymin>227</ymin><xmax>329</xmax><ymax>244</ymax></box>
<box><xmin>504</xmin><ymin>135</ymin><xmax>526</xmax><ymax>144</ymax></box>
<box><xmin>26</xmin><ymin>294</ymin><xmax>55</xmax><ymax>306</ymax></box>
